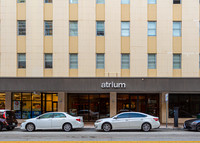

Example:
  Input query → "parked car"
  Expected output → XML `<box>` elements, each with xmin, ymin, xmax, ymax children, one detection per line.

<box><xmin>94</xmin><ymin>112</ymin><xmax>160</xmax><ymax>132</ymax></box>
<box><xmin>0</xmin><ymin>110</ymin><xmax>18</xmax><ymax>131</ymax></box>
<box><xmin>184</xmin><ymin>119</ymin><xmax>200</xmax><ymax>131</ymax></box>
<box><xmin>21</xmin><ymin>112</ymin><xmax>84</xmax><ymax>132</ymax></box>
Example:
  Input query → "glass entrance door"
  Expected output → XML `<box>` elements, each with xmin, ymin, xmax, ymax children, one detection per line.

<box><xmin>42</xmin><ymin>93</ymin><xmax>58</xmax><ymax>113</ymax></box>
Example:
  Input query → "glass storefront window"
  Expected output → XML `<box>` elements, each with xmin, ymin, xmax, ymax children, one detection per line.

<box><xmin>0</xmin><ymin>93</ymin><xmax>5</xmax><ymax>109</ymax></box>
<box><xmin>68</xmin><ymin>94</ymin><xmax>110</xmax><ymax>121</ymax></box>
<box><xmin>169</xmin><ymin>94</ymin><xmax>200</xmax><ymax>118</ymax></box>
<box><xmin>12</xmin><ymin>93</ymin><xmax>58</xmax><ymax>119</ymax></box>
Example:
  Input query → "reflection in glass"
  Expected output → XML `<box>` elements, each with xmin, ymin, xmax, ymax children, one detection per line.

<box><xmin>22</xmin><ymin>101</ymin><xmax>31</xmax><ymax>119</ymax></box>
<box><xmin>32</xmin><ymin>101</ymin><xmax>41</xmax><ymax>118</ymax></box>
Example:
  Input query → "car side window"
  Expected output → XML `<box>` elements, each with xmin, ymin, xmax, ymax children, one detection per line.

<box><xmin>117</xmin><ymin>113</ymin><xmax>130</xmax><ymax>118</ymax></box>
<box><xmin>53</xmin><ymin>113</ymin><xmax>66</xmax><ymax>118</ymax></box>
<box><xmin>129</xmin><ymin>113</ymin><xmax>147</xmax><ymax>118</ymax></box>
<box><xmin>39</xmin><ymin>113</ymin><xmax>53</xmax><ymax>119</ymax></box>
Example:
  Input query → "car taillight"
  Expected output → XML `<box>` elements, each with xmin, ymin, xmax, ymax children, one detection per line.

<box><xmin>76</xmin><ymin>119</ymin><xmax>81</xmax><ymax>122</ymax></box>
<box><xmin>153</xmin><ymin>118</ymin><xmax>159</xmax><ymax>121</ymax></box>
<box><xmin>3</xmin><ymin>112</ymin><xmax>6</xmax><ymax>119</ymax></box>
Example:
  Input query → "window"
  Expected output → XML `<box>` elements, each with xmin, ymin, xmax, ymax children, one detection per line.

<box><xmin>121</xmin><ymin>54</ymin><xmax>130</xmax><ymax>69</ymax></box>
<box><xmin>39</xmin><ymin>113</ymin><xmax>53</xmax><ymax>119</ymax></box>
<box><xmin>18</xmin><ymin>54</ymin><xmax>26</xmax><ymax>68</ymax></box>
<box><xmin>96</xmin><ymin>54</ymin><xmax>105</xmax><ymax>69</ymax></box>
<box><xmin>70</xmin><ymin>0</ymin><xmax>78</xmax><ymax>4</ymax></box>
<box><xmin>173</xmin><ymin>22</ymin><xmax>181</xmax><ymax>37</ymax></box>
<box><xmin>173</xmin><ymin>0</ymin><xmax>181</xmax><ymax>4</ymax></box>
<box><xmin>70</xmin><ymin>54</ymin><xmax>78</xmax><ymax>69</ymax></box>
<box><xmin>199</xmin><ymin>54</ymin><xmax>200</xmax><ymax>69</ymax></box>
<box><xmin>96</xmin><ymin>0</ymin><xmax>105</xmax><ymax>4</ymax></box>
<box><xmin>17</xmin><ymin>0</ymin><xmax>26</xmax><ymax>3</ymax></box>
<box><xmin>117</xmin><ymin>113</ymin><xmax>130</xmax><ymax>118</ymax></box>
<box><xmin>69</xmin><ymin>21</ymin><xmax>78</xmax><ymax>36</ymax></box>
<box><xmin>96</xmin><ymin>21</ymin><xmax>104</xmax><ymax>36</ymax></box>
<box><xmin>121</xmin><ymin>22</ymin><xmax>130</xmax><ymax>37</ymax></box>
<box><xmin>0</xmin><ymin>93</ymin><xmax>5</xmax><ymax>110</ymax></box>
<box><xmin>45</xmin><ymin>54</ymin><xmax>53</xmax><ymax>68</ymax></box>
<box><xmin>53</xmin><ymin>113</ymin><xmax>66</xmax><ymax>118</ymax></box>
<box><xmin>148</xmin><ymin>54</ymin><xmax>156</xmax><ymax>69</ymax></box>
<box><xmin>45</xmin><ymin>0</ymin><xmax>52</xmax><ymax>3</ymax></box>
<box><xmin>173</xmin><ymin>54</ymin><xmax>181</xmax><ymax>69</ymax></box>
<box><xmin>148</xmin><ymin>0</ymin><xmax>156</xmax><ymax>4</ymax></box>
<box><xmin>148</xmin><ymin>22</ymin><xmax>156</xmax><ymax>36</ymax></box>
<box><xmin>18</xmin><ymin>21</ymin><xmax>26</xmax><ymax>36</ymax></box>
<box><xmin>129</xmin><ymin>113</ymin><xmax>147</xmax><ymax>118</ymax></box>
<box><xmin>121</xmin><ymin>0</ymin><xmax>130</xmax><ymax>4</ymax></box>
<box><xmin>44</xmin><ymin>21</ymin><xmax>53</xmax><ymax>36</ymax></box>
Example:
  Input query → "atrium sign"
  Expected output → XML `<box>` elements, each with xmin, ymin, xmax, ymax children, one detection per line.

<box><xmin>101</xmin><ymin>81</ymin><xmax>126</xmax><ymax>89</ymax></box>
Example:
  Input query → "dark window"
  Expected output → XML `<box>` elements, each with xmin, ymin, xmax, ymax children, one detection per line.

<box><xmin>39</xmin><ymin>113</ymin><xmax>53</xmax><ymax>119</ymax></box>
<box><xmin>18</xmin><ymin>54</ymin><xmax>26</xmax><ymax>69</ymax></box>
<box><xmin>44</xmin><ymin>21</ymin><xmax>53</xmax><ymax>36</ymax></box>
<box><xmin>117</xmin><ymin>113</ymin><xmax>130</xmax><ymax>118</ymax></box>
<box><xmin>53</xmin><ymin>113</ymin><xmax>66</xmax><ymax>118</ymax></box>
<box><xmin>18</xmin><ymin>20</ymin><xmax>26</xmax><ymax>36</ymax></box>
<box><xmin>173</xmin><ymin>0</ymin><xmax>181</xmax><ymax>4</ymax></box>
<box><xmin>45</xmin><ymin>54</ymin><xmax>53</xmax><ymax>68</ymax></box>
<box><xmin>129</xmin><ymin>113</ymin><xmax>147</xmax><ymax>118</ymax></box>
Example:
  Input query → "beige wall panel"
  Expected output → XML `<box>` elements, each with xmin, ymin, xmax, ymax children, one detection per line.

<box><xmin>17</xmin><ymin>69</ymin><xmax>26</xmax><ymax>77</ymax></box>
<box><xmin>173</xmin><ymin>69</ymin><xmax>182</xmax><ymax>77</ymax></box>
<box><xmin>69</xmin><ymin>36</ymin><xmax>78</xmax><ymax>53</ymax></box>
<box><xmin>44</xmin><ymin>36</ymin><xmax>53</xmax><ymax>53</ymax></box>
<box><xmin>96</xmin><ymin>4</ymin><xmax>105</xmax><ymax>20</ymax></box>
<box><xmin>121</xmin><ymin>37</ymin><xmax>130</xmax><ymax>53</ymax></box>
<box><xmin>69</xmin><ymin>69</ymin><xmax>78</xmax><ymax>77</ymax></box>
<box><xmin>96</xmin><ymin>69</ymin><xmax>105</xmax><ymax>77</ymax></box>
<box><xmin>78</xmin><ymin>0</ymin><xmax>96</xmax><ymax>77</ymax></box>
<box><xmin>26</xmin><ymin>0</ymin><xmax>44</xmax><ymax>77</ymax></box>
<box><xmin>0</xmin><ymin>0</ymin><xmax>17</xmax><ymax>76</ymax></box>
<box><xmin>17</xmin><ymin>3</ymin><xmax>26</xmax><ymax>20</ymax></box>
<box><xmin>17</xmin><ymin>36</ymin><xmax>26</xmax><ymax>53</ymax></box>
<box><xmin>69</xmin><ymin>4</ymin><xmax>78</xmax><ymax>20</ymax></box>
<box><xmin>96</xmin><ymin>36</ymin><xmax>105</xmax><ymax>53</ymax></box>
<box><xmin>121</xmin><ymin>4</ymin><xmax>130</xmax><ymax>21</ymax></box>
<box><xmin>148</xmin><ymin>4</ymin><xmax>157</xmax><ymax>21</ymax></box>
<box><xmin>44</xmin><ymin>4</ymin><xmax>53</xmax><ymax>20</ymax></box>
<box><xmin>182</xmin><ymin>0</ymin><xmax>199</xmax><ymax>77</ymax></box>
<box><xmin>53</xmin><ymin>0</ymin><xmax>69</xmax><ymax>76</ymax></box>
<box><xmin>157</xmin><ymin>1</ymin><xmax>173</xmax><ymax>77</ymax></box>
<box><xmin>121</xmin><ymin>69</ymin><xmax>130</xmax><ymax>77</ymax></box>
<box><xmin>148</xmin><ymin>69</ymin><xmax>157</xmax><ymax>77</ymax></box>
<box><xmin>130</xmin><ymin>0</ymin><xmax>147</xmax><ymax>77</ymax></box>
<box><xmin>105</xmin><ymin>0</ymin><xmax>121</xmax><ymax>77</ymax></box>
<box><xmin>173</xmin><ymin>37</ymin><xmax>182</xmax><ymax>53</ymax></box>
<box><xmin>173</xmin><ymin>4</ymin><xmax>182</xmax><ymax>21</ymax></box>
<box><xmin>147</xmin><ymin>37</ymin><xmax>157</xmax><ymax>53</ymax></box>
<box><xmin>44</xmin><ymin>69</ymin><xmax>53</xmax><ymax>77</ymax></box>
<box><xmin>110</xmin><ymin>92</ymin><xmax>117</xmax><ymax>117</ymax></box>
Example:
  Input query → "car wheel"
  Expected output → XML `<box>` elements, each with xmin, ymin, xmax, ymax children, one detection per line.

<box><xmin>142</xmin><ymin>123</ymin><xmax>151</xmax><ymax>132</ymax></box>
<box><xmin>26</xmin><ymin>123</ymin><xmax>35</xmax><ymax>132</ymax></box>
<box><xmin>63</xmin><ymin>123</ymin><xmax>72</xmax><ymax>132</ymax></box>
<box><xmin>102</xmin><ymin>123</ymin><xmax>112</xmax><ymax>132</ymax></box>
<box><xmin>196</xmin><ymin>124</ymin><xmax>200</xmax><ymax>132</ymax></box>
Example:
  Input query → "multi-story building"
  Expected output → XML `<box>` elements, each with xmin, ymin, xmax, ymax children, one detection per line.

<box><xmin>0</xmin><ymin>0</ymin><xmax>200</xmax><ymax>123</ymax></box>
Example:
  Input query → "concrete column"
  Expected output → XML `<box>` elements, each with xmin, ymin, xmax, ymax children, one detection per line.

<box><xmin>159</xmin><ymin>92</ymin><xmax>168</xmax><ymax>123</ymax></box>
<box><xmin>5</xmin><ymin>92</ymin><xmax>12</xmax><ymax>110</ymax></box>
<box><xmin>110</xmin><ymin>92</ymin><xmax>117</xmax><ymax>117</ymax></box>
<box><xmin>58</xmin><ymin>92</ymin><xmax>67</xmax><ymax>112</ymax></box>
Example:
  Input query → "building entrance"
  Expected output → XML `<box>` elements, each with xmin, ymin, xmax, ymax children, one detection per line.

<box><xmin>117</xmin><ymin>94</ymin><xmax>159</xmax><ymax>117</ymax></box>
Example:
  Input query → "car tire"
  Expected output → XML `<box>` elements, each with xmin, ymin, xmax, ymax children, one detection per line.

<box><xmin>196</xmin><ymin>124</ymin><xmax>200</xmax><ymax>132</ymax></box>
<box><xmin>26</xmin><ymin>123</ymin><xmax>35</xmax><ymax>132</ymax></box>
<box><xmin>63</xmin><ymin>123</ymin><xmax>72</xmax><ymax>132</ymax></box>
<box><xmin>142</xmin><ymin>123</ymin><xmax>151</xmax><ymax>132</ymax></box>
<box><xmin>102</xmin><ymin>123</ymin><xmax>112</xmax><ymax>132</ymax></box>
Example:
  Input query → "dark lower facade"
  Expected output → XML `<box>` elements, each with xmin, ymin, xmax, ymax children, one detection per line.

<box><xmin>0</xmin><ymin>77</ymin><xmax>200</xmax><ymax>123</ymax></box>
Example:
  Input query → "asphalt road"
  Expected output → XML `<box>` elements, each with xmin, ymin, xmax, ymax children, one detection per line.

<box><xmin>0</xmin><ymin>128</ymin><xmax>199</xmax><ymax>141</ymax></box>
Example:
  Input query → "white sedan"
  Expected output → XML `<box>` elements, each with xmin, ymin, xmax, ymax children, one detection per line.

<box><xmin>21</xmin><ymin>112</ymin><xmax>84</xmax><ymax>132</ymax></box>
<box><xmin>94</xmin><ymin>112</ymin><xmax>160</xmax><ymax>132</ymax></box>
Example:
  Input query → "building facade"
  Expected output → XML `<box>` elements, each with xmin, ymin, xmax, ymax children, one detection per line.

<box><xmin>0</xmin><ymin>0</ymin><xmax>200</xmax><ymax>123</ymax></box>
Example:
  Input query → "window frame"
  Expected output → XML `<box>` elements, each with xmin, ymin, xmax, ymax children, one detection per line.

<box><xmin>148</xmin><ymin>0</ymin><xmax>156</xmax><ymax>4</ymax></box>
<box><xmin>44</xmin><ymin>0</ymin><xmax>53</xmax><ymax>3</ymax></box>
<box><xmin>69</xmin><ymin>21</ymin><xmax>78</xmax><ymax>36</ymax></box>
<box><xmin>96</xmin><ymin>0</ymin><xmax>105</xmax><ymax>4</ymax></box>
<box><xmin>173</xmin><ymin>21</ymin><xmax>182</xmax><ymax>37</ymax></box>
<box><xmin>70</xmin><ymin>54</ymin><xmax>78</xmax><ymax>69</ymax></box>
<box><xmin>173</xmin><ymin>0</ymin><xmax>181</xmax><ymax>4</ymax></box>
<box><xmin>18</xmin><ymin>53</ymin><xmax>26</xmax><ymax>69</ymax></box>
<box><xmin>148</xmin><ymin>21</ymin><xmax>157</xmax><ymax>36</ymax></box>
<box><xmin>121</xmin><ymin>54</ymin><xmax>130</xmax><ymax>69</ymax></box>
<box><xmin>173</xmin><ymin>54</ymin><xmax>181</xmax><ymax>69</ymax></box>
<box><xmin>44</xmin><ymin>53</ymin><xmax>53</xmax><ymax>69</ymax></box>
<box><xmin>17</xmin><ymin>0</ymin><xmax>26</xmax><ymax>3</ymax></box>
<box><xmin>44</xmin><ymin>21</ymin><xmax>53</xmax><ymax>36</ymax></box>
<box><xmin>121</xmin><ymin>0</ymin><xmax>130</xmax><ymax>4</ymax></box>
<box><xmin>148</xmin><ymin>54</ymin><xmax>157</xmax><ymax>69</ymax></box>
<box><xmin>18</xmin><ymin>20</ymin><xmax>26</xmax><ymax>36</ymax></box>
<box><xmin>96</xmin><ymin>54</ymin><xmax>105</xmax><ymax>69</ymax></box>
<box><xmin>69</xmin><ymin>0</ymin><xmax>78</xmax><ymax>4</ymax></box>
<box><xmin>121</xmin><ymin>22</ymin><xmax>130</xmax><ymax>37</ymax></box>
<box><xmin>96</xmin><ymin>21</ymin><xmax>105</xmax><ymax>36</ymax></box>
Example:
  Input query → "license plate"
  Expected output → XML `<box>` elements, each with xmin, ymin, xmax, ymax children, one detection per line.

<box><xmin>13</xmin><ymin>123</ymin><xmax>15</xmax><ymax>126</ymax></box>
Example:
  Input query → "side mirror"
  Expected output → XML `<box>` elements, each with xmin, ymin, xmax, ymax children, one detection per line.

<box><xmin>113</xmin><ymin>116</ymin><xmax>118</xmax><ymax>119</ymax></box>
